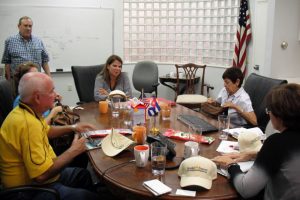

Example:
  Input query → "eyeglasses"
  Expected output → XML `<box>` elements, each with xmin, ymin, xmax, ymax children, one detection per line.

<box><xmin>265</xmin><ymin>108</ymin><xmax>271</xmax><ymax>115</ymax></box>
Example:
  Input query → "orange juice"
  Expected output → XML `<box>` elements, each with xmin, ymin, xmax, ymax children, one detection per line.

<box><xmin>132</xmin><ymin>125</ymin><xmax>146</xmax><ymax>145</ymax></box>
<box><xmin>99</xmin><ymin>101</ymin><xmax>108</xmax><ymax>114</ymax></box>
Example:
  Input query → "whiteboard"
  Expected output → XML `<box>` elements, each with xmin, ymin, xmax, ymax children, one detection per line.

<box><xmin>0</xmin><ymin>6</ymin><xmax>113</xmax><ymax>72</ymax></box>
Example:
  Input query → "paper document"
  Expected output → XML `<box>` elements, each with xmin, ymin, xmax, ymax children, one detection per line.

<box><xmin>216</xmin><ymin>140</ymin><xmax>239</xmax><ymax>154</ymax></box>
<box><xmin>83</xmin><ymin>129</ymin><xmax>132</xmax><ymax>138</ymax></box>
<box><xmin>176</xmin><ymin>189</ymin><xmax>196</xmax><ymax>197</ymax></box>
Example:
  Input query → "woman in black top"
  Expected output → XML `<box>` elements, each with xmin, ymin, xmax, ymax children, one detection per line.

<box><xmin>213</xmin><ymin>83</ymin><xmax>300</xmax><ymax>199</ymax></box>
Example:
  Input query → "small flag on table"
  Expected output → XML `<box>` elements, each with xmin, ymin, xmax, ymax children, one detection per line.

<box><xmin>148</xmin><ymin>97</ymin><xmax>161</xmax><ymax>116</ymax></box>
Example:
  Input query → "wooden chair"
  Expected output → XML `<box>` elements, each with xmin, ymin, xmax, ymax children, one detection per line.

<box><xmin>175</xmin><ymin>63</ymin><xmax>209</xmax><ymax>110</ymax></box>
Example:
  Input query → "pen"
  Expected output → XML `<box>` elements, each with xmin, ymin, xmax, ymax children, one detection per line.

<box><xmin>229</xmin><ymin>145</ymin><xmax>239</xmax><ymax>150</ymax></box>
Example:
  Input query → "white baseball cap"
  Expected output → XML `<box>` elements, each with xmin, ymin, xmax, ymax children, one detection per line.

<box><xmin>101</xmin><ymin>129</ymin><xmax>134</xmax><ymax>157</ymax></box>
<box><xmin>178</xmin><ymin>156</ymin><xmax>217</xmax><ymax>189</ymax></box>
<box><xmin>238</xmin><ymin>131</ymin><xmax>262</xmax><ymax>153</ymax></box>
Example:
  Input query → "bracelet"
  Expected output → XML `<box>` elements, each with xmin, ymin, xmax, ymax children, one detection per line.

<box><xmin>71</xmin><ymin>124</ymin><xmax>77</xmax><ymax>132</ymax></box>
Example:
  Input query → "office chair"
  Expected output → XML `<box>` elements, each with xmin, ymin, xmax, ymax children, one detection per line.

<box><xmin>175</xmin><ymin>63</ymin><xmax>209</xmax><ymax>110</ymax></box>
<box><xmin>243</xmin><ymin>73</ymin><xmax>287</xmax><ymax>131</ymax></box>
<box><xmin>132</xmin><ymin>61</ymin><xmax>160</xmax><ymax>98</ymax></box>
<box><xmin>71</xmin><ymin>64</ymin><xmax>105</xmax><ymax>104</ymax></box>
<box><xmin>0</xmin><ymin>80</ymin><xmax>14</xmax><ymax>127</ymax></box>
<box><xmin>0</xmin><ymin>185</ymin><xmax>60</xmax><ymax>200</ymax></box>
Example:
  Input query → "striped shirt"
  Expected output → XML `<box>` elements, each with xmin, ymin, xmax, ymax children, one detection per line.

<box><xmin>1</xmin><ymin>33</ymin><xmax>49</xmax><ymax>74</ymax></box>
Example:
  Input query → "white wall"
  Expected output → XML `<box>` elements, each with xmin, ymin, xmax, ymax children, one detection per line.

<box><xmin>2</xmin><ymin>0</ymin><xmax>299</xmax><ymax>105</ymax></box>
<box><xmin>270</xmin><ymin>0</ymin><xmax>300</xmax><ymax>78</ymax></box>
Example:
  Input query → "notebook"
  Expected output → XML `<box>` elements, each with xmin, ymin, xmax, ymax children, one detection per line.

<box><xmin>143</xmin><ymin>179</ymin><xmax>172</xmax><ymax>196</ymax></box>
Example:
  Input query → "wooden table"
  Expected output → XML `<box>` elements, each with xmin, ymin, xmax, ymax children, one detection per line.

<box><xmin>159</xmin><ymin>75</ymin><xmax>200</xmax><ymax>95</ymax></box>
<box><xmin>75</xmin><ymin>102</ymin><xmax>237</xmax><ymax>200</ymax></box>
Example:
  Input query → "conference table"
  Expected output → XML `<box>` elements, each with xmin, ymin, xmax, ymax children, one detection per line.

<box><xmin>74</xmin><ymin>102</ymin><xmax>238</xmax><ymax>200</ymax></box>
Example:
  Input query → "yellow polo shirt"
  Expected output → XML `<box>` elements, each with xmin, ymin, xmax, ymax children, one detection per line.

<box><xmin>0</xmin><ymin>103</ymin><xmax>59</xmax><ymax>188</ymax></box>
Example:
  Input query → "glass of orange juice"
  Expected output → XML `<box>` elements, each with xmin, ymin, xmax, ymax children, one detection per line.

<box><xmin>161</xmin><ymin>103</ymin><xmax>171</xmax><ymax>120</ymax></box>
<box><xmin>132</xmin><ymin>125</ymin><xmax>147</xmax><ymax>145</ymax></box>
<box><xmin>99</xmin><ymin>100</ymin><xmax>108</xmax><ymax>114</ymax></box>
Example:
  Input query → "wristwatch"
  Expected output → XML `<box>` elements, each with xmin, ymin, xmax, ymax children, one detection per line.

<box><xmin>71</xmin><ymin>124</ymin><xmax>77</xmax><ymax>132</ymax></box>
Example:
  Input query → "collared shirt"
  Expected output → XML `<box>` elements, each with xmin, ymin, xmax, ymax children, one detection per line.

<box><xmin>216</xmin><ymin>87</ymin><xmax>254</xmax><ymax>126</ymax></box>
<box><xmin>0</xmin><ymin>102</ymin><xmax>58</xmax><ymax>188</ymax></box>
<box><xmin>1</xmin><ymin>33</ymin><xmax>49</xmax><ymax>74</ymax></box>
<box><xmin>94</xmin><ymin>72</ymin><xmax>132</xmax><ymax>101</ymax></box>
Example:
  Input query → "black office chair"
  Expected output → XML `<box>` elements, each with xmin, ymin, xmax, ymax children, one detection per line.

<box><xmin>132</xmin><ymin>61</ymin><xmax>160</xmax><ymax>98</ymax></box>
<box><xmin>71</xmin><ymin>64</ymin><xmax>105</xmax><ymax>104</ymax></box>
<box><xmin>0</xmin><ymin>185</ymin><xmax>60</xmax><ymax>200</ymax></box>
<box><xmin>0</xmin><ymin>80</ymin><xmax>14</xmax><ymax>127</ymax></box>
<box><xmin>243</xmin><ymin>73</ymin><xmax>287</xmax><ymax>131</ymax></box>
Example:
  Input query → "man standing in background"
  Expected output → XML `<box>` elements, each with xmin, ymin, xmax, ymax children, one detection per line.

<box><xmin>1</xmin><ymin>16</ymin><xmax>51</xmax><ymax>81</ymax></box>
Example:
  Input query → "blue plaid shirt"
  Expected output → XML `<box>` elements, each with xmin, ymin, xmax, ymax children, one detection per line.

<box><xmin>1</xmin><ymin>33</ymin><xmax>49</xmax><ymax>74</ymax></box>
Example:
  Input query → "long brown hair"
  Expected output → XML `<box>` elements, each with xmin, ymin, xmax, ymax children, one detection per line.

<box><xmin>99</xmin><ymin>55</ymin><xmax>123</xmax><ymax>83</ymax></box>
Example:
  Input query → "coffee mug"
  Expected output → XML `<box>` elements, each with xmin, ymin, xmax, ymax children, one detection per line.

<box><xmin>134</xmin><ymin>145</ymin><xmax>149</xmax><ymax>167</ymax></box>
<box><xmin>184</xmin><ymin>141</ymin><xmax>199</xmax><ymax>159</ymax></box>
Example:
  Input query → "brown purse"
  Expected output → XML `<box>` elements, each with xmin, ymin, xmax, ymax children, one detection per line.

<box><xmin>201</xmin><ymin>102</ymin><xmax>228</xmax><ymax>118</ymax></box>
<box><xmin>50</xmin><ymin>102</ymin><xmax>80</xmax><ymax>155</ymax></box>
<box><xmin>51</xmin><ymin>105</ymin><xmax>80</xmax><ymax>126</ymax></box>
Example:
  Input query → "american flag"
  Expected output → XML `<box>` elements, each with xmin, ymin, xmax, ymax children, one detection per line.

<box><xmin>232</xmin><ymin>0</ymin><xmax>252</xmax><ymax>75</ymax></box>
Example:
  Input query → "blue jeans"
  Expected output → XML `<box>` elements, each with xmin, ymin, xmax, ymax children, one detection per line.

<box><xmin>4</xmin><ymin>168</ymin><xmax>100</xmax><ymax>200</ymax></box>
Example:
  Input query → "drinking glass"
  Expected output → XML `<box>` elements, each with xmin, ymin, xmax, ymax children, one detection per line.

<box><xmin>111</xmin><ymin>97</ymin><xmax>120</xmax><ymax>118</ymax></box>
<box><xmin>151</xmin><ymin>142</ymin><xmax>167</xmax><ymax>176</ymax></box>
<box><xmin>132</xmin><ymin>125</ymin><xmax>146</xmax><ymax>145</ymax></box>
<box><xmin>218</xmin><ymin>114</ymin><xmax>230</xmax><ymax>140</ymax></box>
<box><xmin>99</xmin><ymin>100</ymin><xmax>108</xmax><ymax>114</ymax></box>
<box><xmin>123</xmin><ymin>106</ymin><xmax>133</xmax><ymax>128</ymax></box>
<box><xmin>161</xmin><ymin>104</ymin><xmax>171</xmax><ymax>121</ymax></box>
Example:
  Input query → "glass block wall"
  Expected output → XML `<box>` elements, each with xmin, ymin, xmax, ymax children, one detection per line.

<box><xmin>123</xmin><ymin>0</ymin><xmax>239</xmax><ymax>67</ymax></box>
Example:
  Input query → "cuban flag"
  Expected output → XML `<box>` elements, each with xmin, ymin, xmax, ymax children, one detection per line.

<box><xmin>147</xmin><ymin>97</ymin><xmax>161</xmax><ymax>116</ymax></box>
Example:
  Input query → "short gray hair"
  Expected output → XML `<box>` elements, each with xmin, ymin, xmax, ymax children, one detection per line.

<box><xmin>19</xmin><ymin>72</ymin><xmax>50</xmax><ymax>102</ymax></box>
<box><xmin>18</xmin><ymin>16</ymin><xmax>32</xmax><ymax>26</ymax></box>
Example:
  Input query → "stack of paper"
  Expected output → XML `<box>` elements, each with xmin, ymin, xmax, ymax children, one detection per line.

<box><xmin>143</xmin><ymin>179</ymin><xmax>172</xmax><ymax>196</ymax></box>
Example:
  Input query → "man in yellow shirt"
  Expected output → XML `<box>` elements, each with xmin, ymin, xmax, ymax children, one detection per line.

<box><xmin>0</xmin><ymin>72</ymin><xmax>99</xmax><ymax>199</ymax></box>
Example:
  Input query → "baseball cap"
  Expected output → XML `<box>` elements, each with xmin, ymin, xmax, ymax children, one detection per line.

<box><xmin>101</xmin><ymin>129</ymin><xmax>134</xmax><ymax>157</ymax></box>
<box><xmin>178</xmin><ymin>156</ymin><xmax>217</xmax><ymax>189</ymax></box>
<box><xmin>238</xmin><ymin>130</ymin><xmax>262</xmax><ymax>153</ymax></box>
